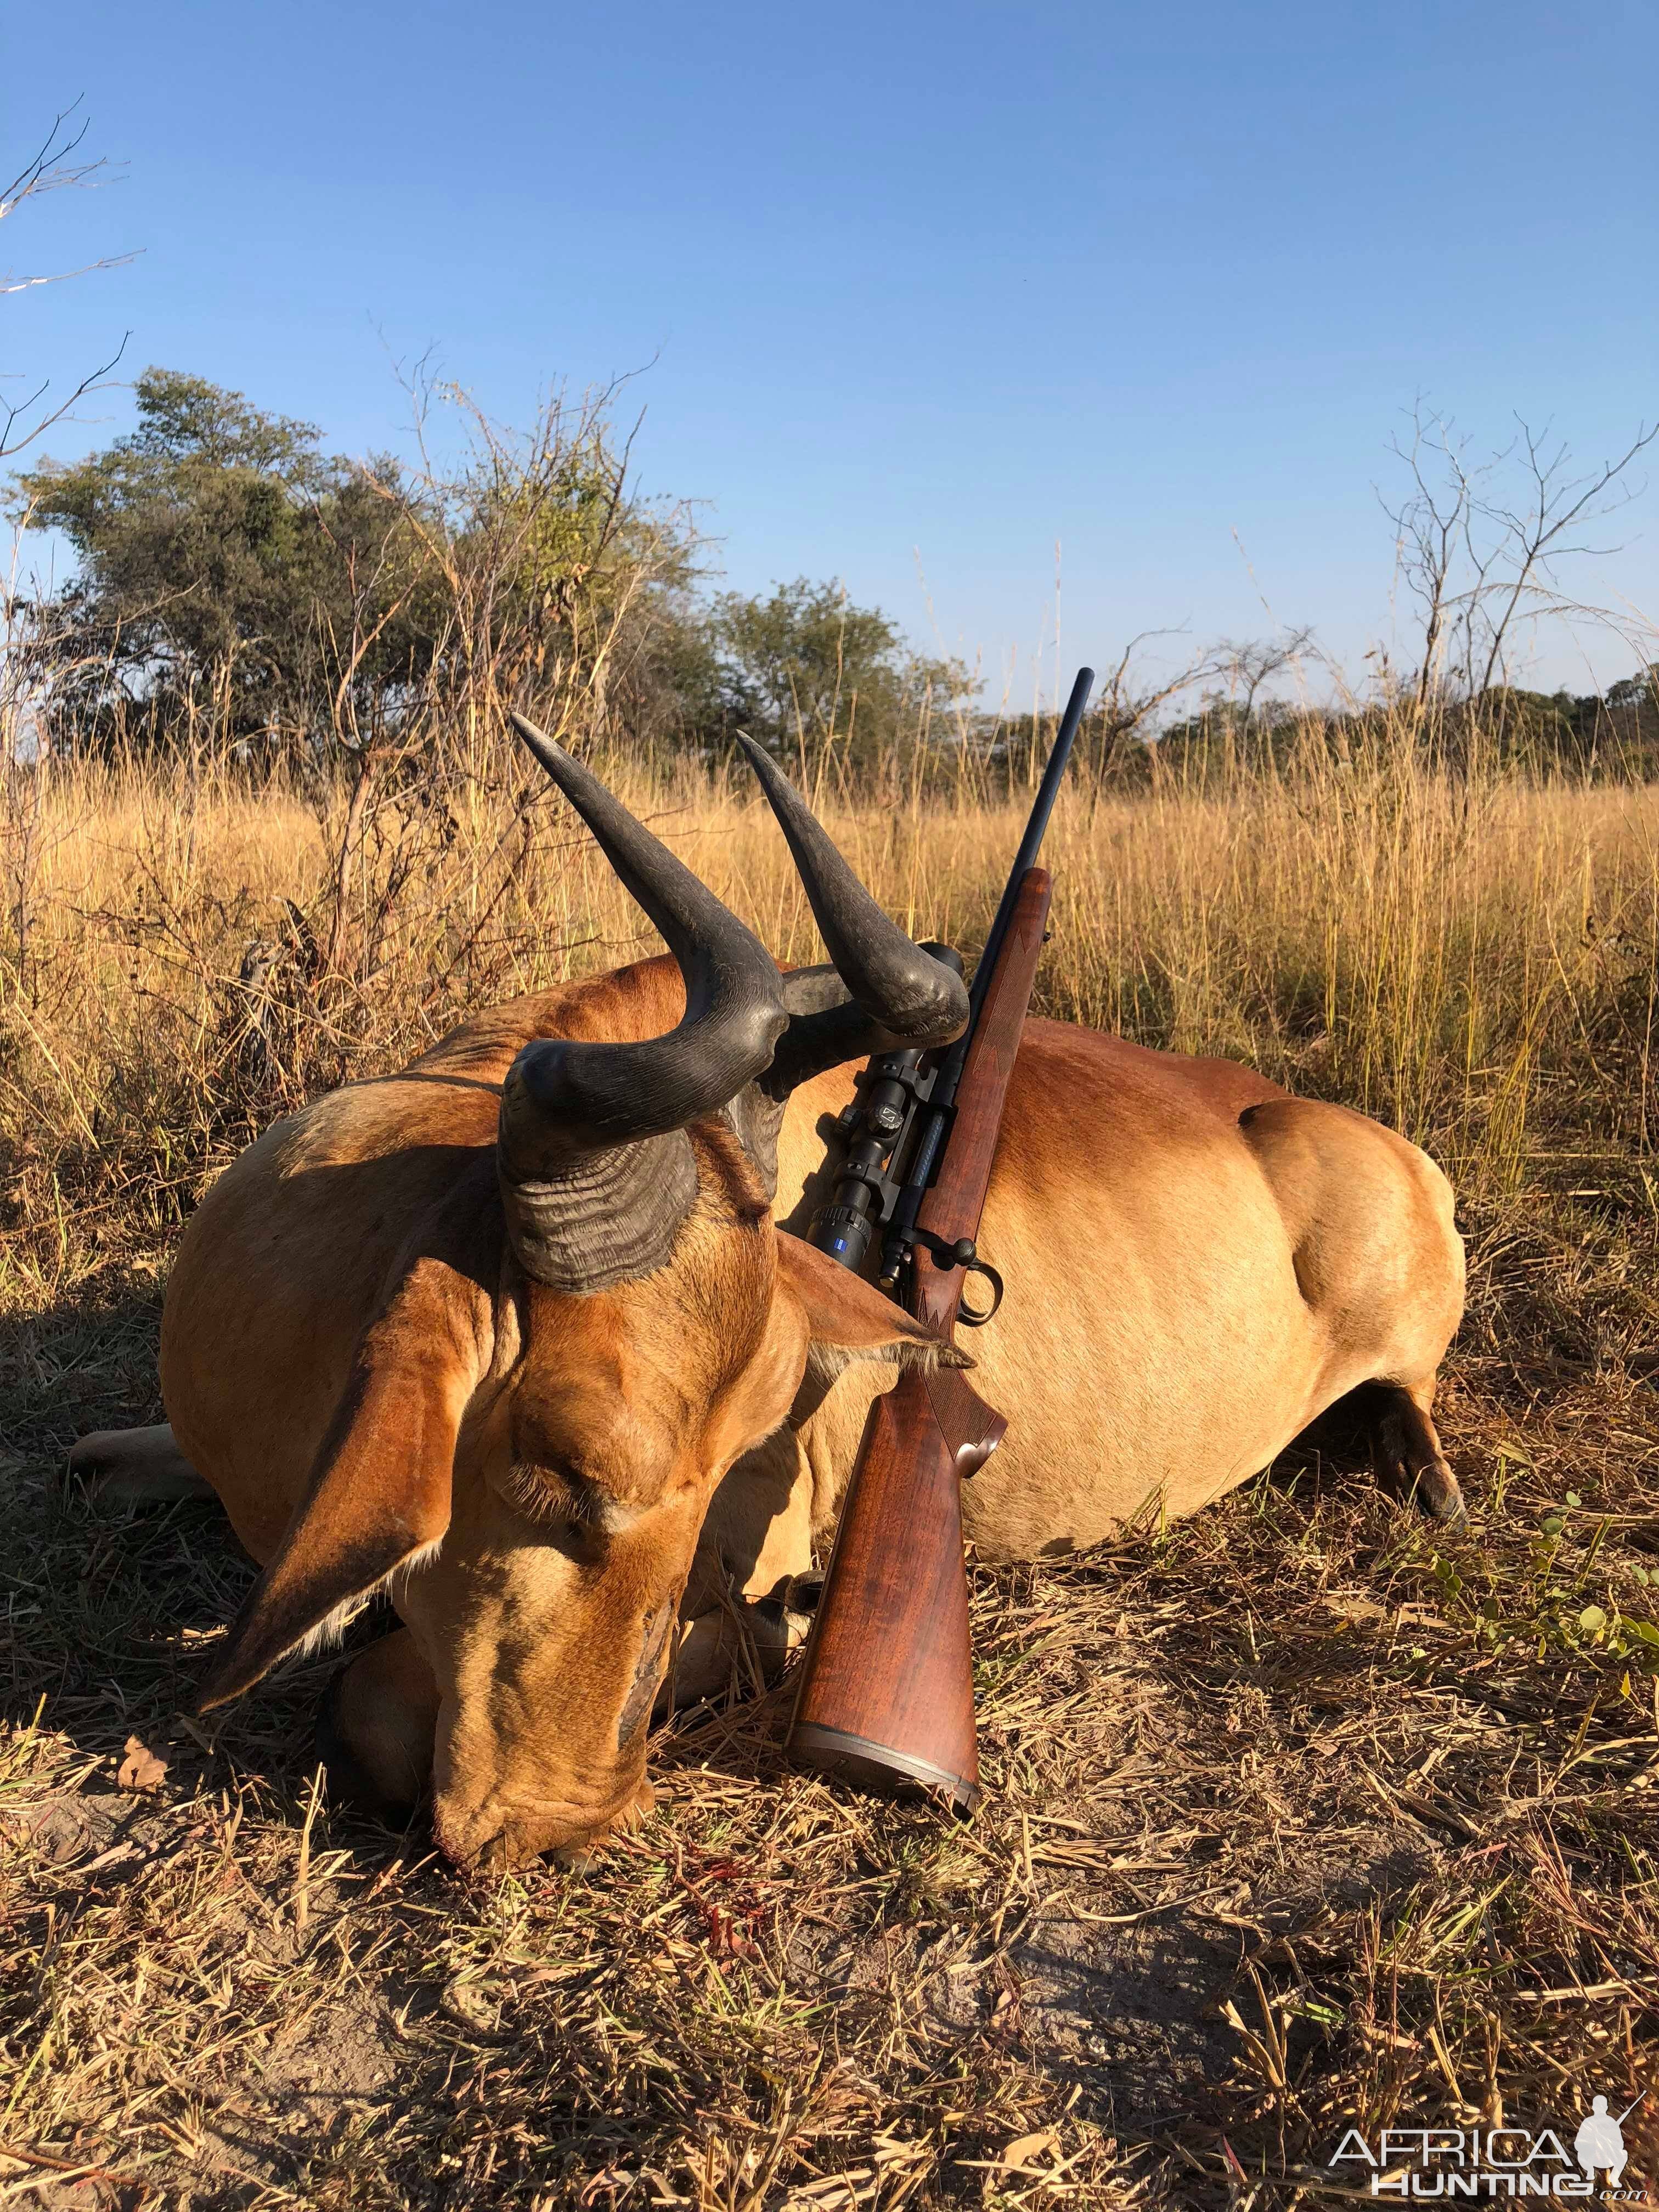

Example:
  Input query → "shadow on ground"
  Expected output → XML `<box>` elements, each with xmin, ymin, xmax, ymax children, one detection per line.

<box><xmin>3</xmin><ymin>1273</ymin><xmax>1656</xmax><ymax>2207</ymax></box>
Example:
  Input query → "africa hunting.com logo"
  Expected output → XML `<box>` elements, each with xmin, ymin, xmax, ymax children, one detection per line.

<box><xmin>1328</xmin><ymin>2095</ymin><xmax>1649</xmax><ymax>2199</ymax></box>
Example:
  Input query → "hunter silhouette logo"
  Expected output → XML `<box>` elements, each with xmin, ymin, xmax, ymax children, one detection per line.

<box><xmin>1574</xmin><ymin>2099</ymin><xmax>1631</xmax><ymax>2192</ymax></box>
<box><xmin>1328</xmin><ymin>2094</ymin><xmax>1646</xmax><ymax>2198</ymax></box>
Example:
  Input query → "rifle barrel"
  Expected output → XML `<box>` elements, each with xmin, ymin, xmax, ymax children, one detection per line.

<box><xmin>967</xmin><ymin>664</ymin><xmax>1095</xmax><ymax>1025</ymax></box>
<box><xmin>874</xmin><ymin>665</ymin><xmax>1094</xmax><ymax>1285</ymax></box>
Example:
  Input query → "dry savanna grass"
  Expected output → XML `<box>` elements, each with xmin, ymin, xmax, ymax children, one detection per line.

<box><xmin>2</xmin><ymin>725</ymin><xmax>1658</xmax><ymax>2208</ymax></box>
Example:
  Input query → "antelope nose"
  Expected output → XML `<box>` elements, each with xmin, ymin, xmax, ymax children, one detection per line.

<box><xmin>433</xmin><ymin>1779</ymin><xmax>653</xmax><ymax>1870</ymax></box>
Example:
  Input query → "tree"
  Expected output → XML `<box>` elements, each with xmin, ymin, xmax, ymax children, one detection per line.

<box><xmin>709</xmin><ymin>575</ymin><xmax>970</xmax><ymax>768</ymax></box>
<box><xmin>1606</xmin><ymin>666</ymin><xmax>1657</xmax><ymax>711</ymax></box>
<box><xmin>14</xmin><ymin>361</ymin><xmax>714</xmax><ymax>765</ymax></box>
<box><xmin>377</xmin><ymin>368</ymin><xmax>692</xmax><ymax>742</ymax></box>
<box><xmin>1380</xmin><ymin>402</ymin><xmax>1657</xmax><ymax>709</ymax></box>
<box><xmin>14</xmin><ymin>368</ymin><xmax>442</xmax><ymax>753</ymax></box>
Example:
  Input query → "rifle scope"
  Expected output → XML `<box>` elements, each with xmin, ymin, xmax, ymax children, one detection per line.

<box><xmin>809</xmin><ymin>942</ymin><xmax>966</xmax><ymax>1273</ymax></box>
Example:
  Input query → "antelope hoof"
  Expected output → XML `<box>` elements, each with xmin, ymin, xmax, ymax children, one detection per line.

<box><xmin>1414</xmin><ymin>1461</ymin><xmax>1465</xmax><ymax>1521</ymax></box>
<box><xmin>67</xmin><ymin>1424</ymin><xmax>212</xmax><ymax>1505</ymax></box>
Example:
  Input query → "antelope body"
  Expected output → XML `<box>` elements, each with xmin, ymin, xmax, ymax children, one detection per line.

<box><xmin>74</xmin><ymin>725</ymin><xmax>1464</xmax><ymax>1867</ymax></box>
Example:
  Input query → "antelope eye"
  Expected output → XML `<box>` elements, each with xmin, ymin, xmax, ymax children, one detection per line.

<box><xmin>500</xmin><ymin>1459</ymin><xmax>602</xmax><ymax>1531</ymax></box>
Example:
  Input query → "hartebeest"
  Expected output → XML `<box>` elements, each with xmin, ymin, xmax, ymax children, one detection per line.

<box><xmin>73</xmin><ymin>721</ymin><xmax>1464</xmax><ymax>1866</ymax></box>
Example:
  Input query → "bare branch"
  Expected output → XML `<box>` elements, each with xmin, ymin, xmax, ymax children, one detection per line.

<box><xmin>1474</xmin><ymin>416</ymin><xmax>1658</xmax><ymax>694</ymax></box>
<box><xmin>0</xmin><ymin>332</ymin><xmax>129</xmax><ymax>462</ymax></box>
<box><xmin>1380</xmin><ymin>399</ymin><xmax>1656</xmax><ymax>702</ymax></box>
<box><xmin>0</xmin><ymin>105</ymin><xmax>97</xmax><ymax>216</ymax></box>
<box><xmin>1</xmin><ymin>108</ymin><xmax>138</xmax><ymax>461</ymax></box>
<box><xmin>1215</xmin><ymin>625</ymin><xmax>1321</xmax><ymax>721</ymax></box>
<box><xmin>1</xmin><ymin>252</ymin><xmax>139</xmax><ymax>300</ymax></box>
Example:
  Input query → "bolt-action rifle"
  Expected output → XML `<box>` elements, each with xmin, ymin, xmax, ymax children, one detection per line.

<box><xmin>786</xmin><ymin>667</ymin><xmax>1096</xmax><ymax>1809</ymax></box>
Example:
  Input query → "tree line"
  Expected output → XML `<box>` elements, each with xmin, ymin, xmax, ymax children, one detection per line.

<box><xmin>9</xmin><ymin>368</ymin><xmax>971</xmax><ymax>774</ymax></box>
<box><xmin>8</xmin><ymin>368</ymin><xmax>1658</xmax><ymax>784</ymax></box>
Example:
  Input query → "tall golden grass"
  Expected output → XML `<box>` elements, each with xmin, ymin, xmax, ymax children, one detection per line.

<box><xmin>3</xmin><ymin>710</ymin><xmax>1657</xmax><ymax>1310</ymax></box>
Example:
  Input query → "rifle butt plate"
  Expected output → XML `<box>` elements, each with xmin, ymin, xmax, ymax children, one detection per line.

<box><xmin>788</xmin><ymin>1723</ymin><xmax>978</xmax><ymax>1816</ymax></box>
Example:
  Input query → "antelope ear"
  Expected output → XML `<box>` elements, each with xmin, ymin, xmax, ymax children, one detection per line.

<box><xmin>774</xmin><ymin>1229</ymin><xmax>970</xmax><ymax>1382</ymax></box>
<box><xmin>199</xmin><ymin>1256</ymin><xmax>490</xmax><ymax>1711</ymax></box>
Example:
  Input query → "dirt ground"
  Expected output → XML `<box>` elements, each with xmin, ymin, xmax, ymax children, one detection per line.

<box><xmin>4</xmin><ymin>1167</ymin><xmax>1657</xmax><ymax>2208</ymax></box>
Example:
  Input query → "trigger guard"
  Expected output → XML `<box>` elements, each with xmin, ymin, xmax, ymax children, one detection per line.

<box><xmin>956</xmin><ymin>1258</ymin><xmax>1004</xmax><ymax>1327</ymax></box>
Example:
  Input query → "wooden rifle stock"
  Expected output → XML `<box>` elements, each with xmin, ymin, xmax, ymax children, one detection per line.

<box><xmin>786</xmin><ymin>868</ymin><xmax>1055</xmax><ymax>1809</ymax></box>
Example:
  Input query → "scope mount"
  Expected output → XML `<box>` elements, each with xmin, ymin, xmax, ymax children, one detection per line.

<box><xmin>808</xmin><ymin>1047</ymin><xmax>941</xmax><ymax>1277</ymax></box>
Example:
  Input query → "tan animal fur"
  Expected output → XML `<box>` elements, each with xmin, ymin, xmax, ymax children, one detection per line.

<box><xmin>73</xmin><ymin>953</ymin><xmax>1464</xmax><ymax>1867</ymax></box>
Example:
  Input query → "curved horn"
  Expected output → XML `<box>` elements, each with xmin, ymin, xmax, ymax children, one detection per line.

<box><xmin>733</xmin><ymin>734</ymin><xmax>968</xmax><ymax>1094</ymax></box>
<box><xmin>500</xmin><ymin>716</ymin><xmax>788</xmax><ymax>1284</ymax></box>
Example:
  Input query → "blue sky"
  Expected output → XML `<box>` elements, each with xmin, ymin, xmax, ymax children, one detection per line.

<box><xmin>7</xmin><ymin>0</ymin><xmax>1657</xmax><ymax>702</ymax></box>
